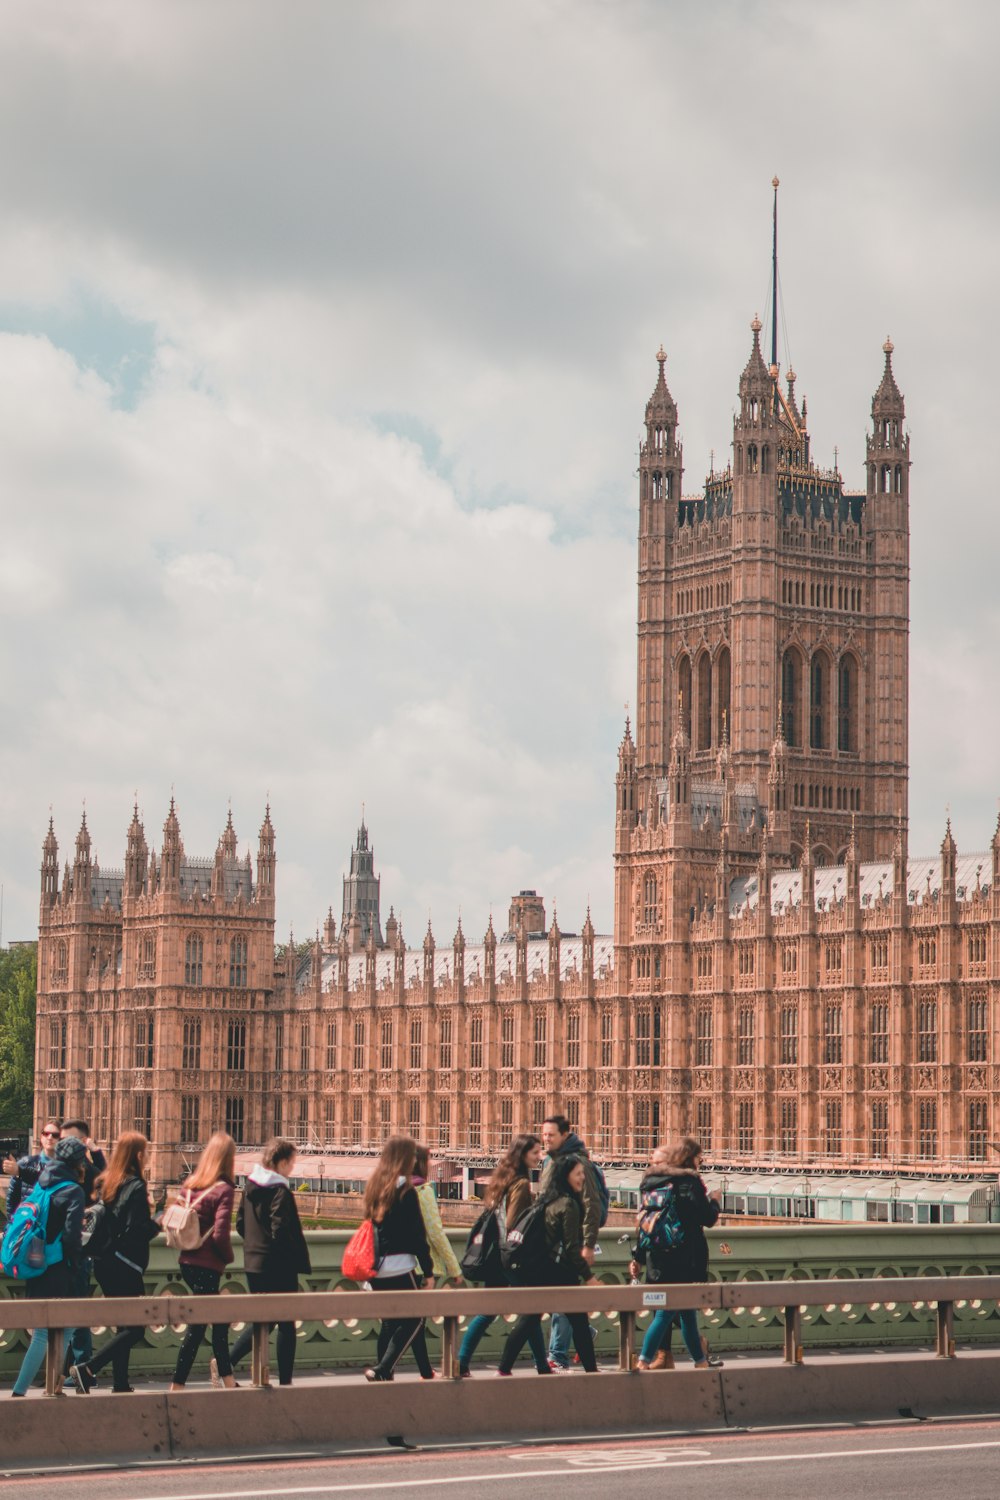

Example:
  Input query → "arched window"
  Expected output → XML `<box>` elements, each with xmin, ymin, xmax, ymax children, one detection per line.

<box><xmin>677</xmin><ymin>654</ymin><xmax>692</xmax><ymax>739</ymax></box>
<box><xmin>748</xmin><ymin>443</ymin><xmax>759</xmax><ymax>474</ymax></box>
<box><xmin>643</xmin><ymin>873</ymin><xmax>658</xmax><ymax>926</ymax></box>
<box><xmin>229</xmin><ymin>936</ymin><xmax>248</xmax><ymax>988</ymax></box>
<box><xmin>716</xmin><ymin>645</ymin><xmax>731</xmax><ymax>744</ymax></box>
<box><xmin>781</xmin><ymin>647</ymin><xmax>802</xmax><ymax>747</ymax></box>
<box><xmin>881</xmin><ymin>465</ymin><xmax>891</xmax><ymax>493</ymax></box>
<box><xmin>838</xmin><ymin>654</ymin><xmax>858</xmax><ymax>752</ymax></box>
<box><xmin>696</xmin><ymin>650</ymin><xmax>712</xmax><ymax>751</ymax></box>
<box><xmin>184</xmin><ymin>934</ymin><xmax>203</xmax><ymax>986</ymax></box>
<box><xmin>893</xmin><ymin>465</ymin><xmax>902</xmax><ymax>494</ymax></box>
<box><xmin>761</xmin><ymin>445</ymin><xmax>770</xmax><ymax>474</ymax></box>
<box><xmin>652</xmin><ymin>472</ymin><xmax>662</xmax><ymax>500</ymax></box>
<box><xmin>664</xmin><ymin>472</ymin><xmax>673</xmax><ymax>500</ymax></box>
<box><xmin>735</xmin><ymin>445</ymin><xmax>743</xmax><ymax>475</ymax></box>
<box><xmin>810</xmin><ymin>650</ymin><xmax>830</xmax><ymax>749</ymax></box>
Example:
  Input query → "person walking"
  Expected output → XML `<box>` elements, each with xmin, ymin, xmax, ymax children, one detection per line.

<box><xmin>406</xmin><ymin>1144</ymin><xmax>462</xmax><ymax>1379</ymax></box>
<box><xmin>538</xmin><ymin>1114</ymin><xmax>602</xmax><ymax>1370</ymax></box>
<box><xmin>361</xmin><ymin>1136</ymin><xmax>434</xmax><ymax>1383</ymax></box>
<box><xmin>60</xmin><ymin>1119</ymin><xmax>106</xmax><ymax>1384</ymax></box>
<box><xmin>224</xmin><ymin>1138</ymin><xmax>310</xmax><ymax>1387</ymax></box>
<box><xmin>497</xmin><ymin>1154</ymin><xmax>599</xmax><ymax>1376</ymax></box>
<box><xmin>5</xmin><ymin>1121</ymin><xmax>60</xmax><ymax>1219</ymax></box>
<box><xmin>458</xmin><ymin>1133</ymin><xmax>549</xmax><ymax>1377</ymax></box>
<box><xmin>168</xmin><ymin>1132</ymin><xmax>237</xmax><ymax>1392</ymax></box>
<box><xmin>629</xmin><ymin>1137</ymin><xmax>721</xmax><ymax>1372</ymax></box>
<box><xmin>70</xmin><ymin>1132</ymin><xmax>161</xmax><ymax>1394</ymax></box>
<box><xmin>10</xmin><ymin>1137</ymin><xmax>88</xmax><ymax>1397</ymax></box>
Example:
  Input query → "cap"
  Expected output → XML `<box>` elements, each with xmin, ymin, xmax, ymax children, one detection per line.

<box><xmin>54</xmin><ymin>1136</ymin><xmax>89</xmax><ymax>1168</ymax></box>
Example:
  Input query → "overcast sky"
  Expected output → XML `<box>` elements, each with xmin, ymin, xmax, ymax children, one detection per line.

<box><xmin>2</xmin><ymin>0</ymin><xmax>999</xmax><ymax>947</ymax></box>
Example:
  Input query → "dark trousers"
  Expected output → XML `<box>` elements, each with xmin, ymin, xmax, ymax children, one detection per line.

<box><xmin>500</xmin><ymin>1303</ymin><xmax>597</xmax><ymax>1374</ymax></box>
<box><xmin>371</xmin><ymin>1271</ymin><xmax>425</xmax><ymax>1379</ymax></box>
<box><xmin>86</xmin><ymin>1259</ymin><xmax>146</xmax><ymax>1391</ymax></box>
<box><xmin>229</xmin><ymin>1269</ymin><xmax>298</xmax><ymax>1386</ymax></box>
<box><xmin>172</xmin><ymin>1264</ymin><xmax>233</xmax><ymax>1386</ymax></box>
<box><xmin>66</xmin><ymin>1259</ymin><xmax>93</xmax><ymax>1369</ymax></box>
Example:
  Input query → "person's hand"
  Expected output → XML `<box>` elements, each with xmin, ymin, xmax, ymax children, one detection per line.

<box><xmin>422</xmin><ymin>1276</ymin><xmax>436</xmax><ymax>1289</ymax></box>
<box><xmin>708</xmin><ymin>1190</ymin><xmax>722</xmax><ymax>1204</ymax></box>
<box><xmin>629</xmin><ymin>1259</ymin><xmax>641</xmax><ymax>1279</ymax></box>
<box><xmin>585</xmin><ymin>1276</ymin><xmax>600</xmax><ymax>1287</ymax></box>
<box><xmin>581</xmin><ymin>1245</ymin><xmax>596</xmax><ymax>1266</ymax></box>
<box><xmin>3</xmin><ymin>1157</ymin><xmax>17</xmax><ymax>1175</ymax></box>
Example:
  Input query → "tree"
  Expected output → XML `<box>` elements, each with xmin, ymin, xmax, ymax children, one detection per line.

<box><xmin>0</xmin><ymin>946</ymin><xmax>36</xmax><ymax>1131</ymax></box>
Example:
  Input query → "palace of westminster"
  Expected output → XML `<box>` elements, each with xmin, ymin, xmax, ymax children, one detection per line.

<box><xmin>32</xmin><ymin>283</ymin><xmax>1000</xmax><ymax>1184</ymax></box>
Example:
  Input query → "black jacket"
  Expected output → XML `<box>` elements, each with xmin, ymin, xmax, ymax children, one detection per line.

<box><xmin>6</xmin><ymin>1151</ymin><xmax>55</xmax><ymax>1217</ymax></box>
<box><xmin>237</xmin><ymin>1172</ymin><xmax>311</xmax><ymax>1280</ymax></box>
<box><xmin>633</xmin><ymin>1169</ymin><xmax>719</xmax><ymax>1284</ymax></box>
<box><xmin>373</xmin><ymin>1185</ymin><xmax>433</xmax><ymax>1279</ymax></box>
<box><xmin>97</xmin><ymin>1174</ymin><xmax>160</xmax><ymax>1272</ymax></box>
<box><xmin>35</xmin><ymin>1158</ymin><xmax>85</xmax><ymax>1271</ymax></box>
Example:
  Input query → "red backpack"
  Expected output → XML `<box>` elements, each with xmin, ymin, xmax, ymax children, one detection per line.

<box><xmin>341</xmin><ymin>1218</ymin><xmax>379</xmax><ymax>1281</ymax></box>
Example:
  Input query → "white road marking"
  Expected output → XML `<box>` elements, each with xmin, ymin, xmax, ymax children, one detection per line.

<box><xmin>125</xmin><ymin>1437</ymin><xmax>1000</xmax><ymax>1498</ymax></box>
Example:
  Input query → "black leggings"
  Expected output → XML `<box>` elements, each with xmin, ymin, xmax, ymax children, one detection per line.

<box><xmin>229</xmin><ymin>1271</ymin><xmax>298</xmax><ymax>1386</ymax></box>
<box><xmin>371</xmin><ymin>1272</ymin><xmax>425</xmax><ymax>1379</ymax></box>
<box><xmin>87</xmin><ymin>1259</ymin><xmax>146</xmax><ymax>1391</ymax></box>
<box><xmin>499</xmin><ymin>1285</ymin><xmax>597</xmax><ymax>1375</ymax></box>
<box><xmin>172</xmin><ymin>1264</ymin><xmax>233</xmax><ymax>1386</ymax></box>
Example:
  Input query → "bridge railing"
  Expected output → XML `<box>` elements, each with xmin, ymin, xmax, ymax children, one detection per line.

<box><xmin>7</xmin><ymin>1273</ymin><xmax>1000</xmax><ymax>1396</ymax></box>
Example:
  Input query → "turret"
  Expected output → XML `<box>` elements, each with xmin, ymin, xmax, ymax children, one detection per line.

<box><xmin>41</xmin><ymin>817</ymin><xmax>59</xmax><ymax>906</ymax></box>
<box><xmin>221</xmin><ymin>808</ymin><xmax>238</xmax><ymax>860</ymax></box>
<box><xmin>74</xmin><ymin>809</ymin><xmax>92</xmax><ymax>879</ymax></box>
<box><xmin>160</xmin><ymin>797</ymin><xmax>183</xmax><ymax>893</ymax></box>
<box><xmin>548</xmin><ymin>910</ymin><xmax>561</xmax><ymax>999</ymax></box>
<box><xmin>257</xmin><ymin>803</ymin><xmax>275</xmax><ymax>900</ymax></box>
<box><xmin>422</xmin><ymin>919</ymin><xmax>435</xmax><ymax>998</ymax></box>
<box><xmin>616</xmin><ymin>717</ymin><xmax>638</xmax><ymax>831</ymax></box>
<box><xmin>799</xmin><ymin>820</ymin><xmax>815</xmax><ymax>932</ymax></box>
<box><xmin>453</xmin><ymin>917</ymin><xmax>466</xmax><ymax>997</ymax></box>
<box><xmin>383</xmin><ymin>906</ymin><xmax>396</xmax><ymax>949</ymax></box>
<box><xmin>124</xmin><ymin>803</ymin><xmax>147</xmax><ymax>899</ymax></box>
<box><xmin>639</xmin><ymin>344</ymin><xmax>682</xmax><ymax>536</ymax></box>
<box><xmin>483</xmin><ymin>914</ymin><xmax>497</xmax><ymax>1001</ymax></box>
<box><xmin>323</xmin><ymin>905</ymin><xmax>337</xmax><ymax>949</ymax></box>
<box><xmin>867</xmin><ymin>337</ymin><xmax>909</xmax><ymax>507</ymax></box>
<box><xmin>581</xmin><ymin>905</ymin><xmax>594</xmax><ymax>985</ymax></box>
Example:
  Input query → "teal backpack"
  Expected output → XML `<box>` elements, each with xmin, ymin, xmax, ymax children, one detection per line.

<box><xmin>1</xmin><ymin>1181</ymin><xmax>66</xmax><ymax>1279</ymax></box>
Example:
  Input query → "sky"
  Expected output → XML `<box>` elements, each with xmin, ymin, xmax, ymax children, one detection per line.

<box><xmin>1</xmin><ymin>0</ymin><xmax>999</xmax><ymax>947</ymax></box>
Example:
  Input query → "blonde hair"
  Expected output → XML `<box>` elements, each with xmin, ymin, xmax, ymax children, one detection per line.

<box><xmin>184</xmin><ymin>1131</ymin><xmax>236</xmax><ymax>1192</ymax></box>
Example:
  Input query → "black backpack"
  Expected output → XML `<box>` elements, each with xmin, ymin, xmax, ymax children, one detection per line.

<box><xmin>498</xmin><ymin>1193</ymin><xmax>553</xmax><ymax>1281</ymax></box>
<box><xmin>460</xmin><ymin>1204</ymin><xmax>501</xmax><ymax>1283</ymax></box>
<box><xmin>80</xmin><ymin>1198</ymin><xmax>114</xmax><ymax>1260</ymax></box>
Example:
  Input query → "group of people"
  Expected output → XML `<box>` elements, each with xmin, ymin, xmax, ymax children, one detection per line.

<box><xmin>4</xmin><ymin>1110</ymin><xmax>721</xmax><ymax>1393</ymax></box>
<box><xmin>4</xmin><ymin>1121</ymin><xmax>309</xmax><ymax>1395</ymax></box>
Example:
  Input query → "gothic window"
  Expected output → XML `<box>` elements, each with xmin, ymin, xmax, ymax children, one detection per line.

<box><xmin>229</xmin><ymin>936</ymin><xmax>248</xmax><ymax>989</ymax></box>
<box><xmin>48</xmin><ymin>1017</ymin><xmax>66</xmax><ymax>1070</ymax></box>
<box><xmin>652</xmin><ymin>1003</ymin><xmax>662</xmax><ymax>1065</ymax></box>
<box><xmin>566</xmin><ymin>1009</ymin><xmax>580</xmax><ymax>1068</ymax></box>
<box><xmin>350</xmin><ymin>1097</ymin><xmax>363</xmax><ymax>1145</ymax></box>
<box><xmin>652</xmin><ymin>472</ymin><xmax>663</xmax><ymax>500</ymax></box>
<box><xmin>500</xmin><ymin>1010</ymin><xmax>515</xmax><ymax>1069</ymax></box>
<box><xmin>870</xmin><ymin>1099</ymin><xmax>889</xmax><ymax>1158</ymax></box>
<box><xmin>225</xmin><ymin>1096</ymin><xmax>245</xmax><ymax>1145</ymax></box>
<box><xmin>696</xmin><ymin>650</ymin><xmax>712</xmax><ymax>751</ymax></box>
<box><xmin>468</xmin><ymin>1097</ymin><xmax>482</xmax><ymax>1148</ymax></box>
<box><xmin>881</xmin><ymin>464</ymin><xmax>891</xmax><ymax>493</ymax></box>
<box><xmin>696</xmin><ymin>950</ymin><xmax>713</xmax><ymax>979</ymax></box>
<box><xmin>600</xmin><ymin>1007</ymin><xmax>613</xmax><ymax>1068</ymax></box>
<box><xmin>737</xmin><ymin>1100</ymin><xmax>754</xmax><ymax>1153</ymax></box>
<box><xmin>968</xmin><ymin>1100</ymin><xmax>988</xmax><ymax>1162</ymax></box>
<box><xmin>737</xmin><ymin>1006</ymin><xmax>755</xmax><ymax>1065</ymax></box>
<box><xmin>378</xmin><ymin>1098</ymin><xmax>390</xmax><ymax>1130</ymax></box>
<box><xmin>825</xmin><ymin>940</ymin><xmax>842</xmax><ymax>972</ymax></box>
<box><xmin>778</xmin><ymin>1098</ymin><xmax>798</xmax><ymax>1154</ymax></box>
<box><xmin>869</xmin><ymin>1002</ymin><xmax>889</xmax><ymax>1063</ymax></box>
<box><xmin>748</xmin><ymin>444</ymin><xmax>759</xmax><ymax>473</ymax></box>
<box><xmin>439</xmin><ymin>1014</ymin><xmax>453</xmax><ymax>1070</ymax></box>
<box><xmin>917</xmin><ymin>1099</ymin><xmax>937</xmax><ymax>1160</ymax></box>
<box><xmin>54</xmin><ymin>940</ymin><xmax>68</xmax><ymax>984</ymax></box>
<box><xmin>823</xmin><ymin>1004</ymin><xmax>842</xmax><ymax>1064</ymax></box>
<box><xmin>134</xmin><ymin>1016</ymin><xmax>154</xmax><ymax>1070</ymax></box>
<box><xmin>894</xmin><ymin>464</ymin><xmax>902</xmax><ymax>494</ymax></box>
<box><xmin>634</xmin><ymin>1008</ymin><xmax>650</xmax><ymax>1067</ymax></box>
<box><xmin>781</xmin><ymin>648</ymin><xmax>802</xmax><ymax>747</ymax></box>
<box><xmin>870</xmin><ymin>936</ymin><xmax>889</xmax><ymax>971</ymax></box>
<box><xmin>133</xmin><ymin>1093</ymin><xmax>152</xmax><ymax>1139</ymax></box>
<box><xmin>761</xmin><ymin>444</ymin><xmax>770</xmax><ymax>474</ymax></box>
<box><xmin>326</xmin><ymin>1019</ymin><xmax>337</xmax><ymax>1071</ymax></box>
<box><xmin>274</xmin><ymin>1017</ymin><xmax>284</xmax><ymax>1072</ymax></box>
<box><xmin>810</xmin><ymin>650</ymin><xmax>830</xmax><ymax>749</ymax></box>
<box><xmin>642</xmin><ymin>873</ymin><xmax>658</xmax><ymax>926</ymax></box>
<box><xmin>273</xmin><ymin>1096</ymin><xmax>283</xmax><ymax>1137</ymax></box>
<box><xmin>500</xmin><ymin>1098</ymin><xmax>513</xmax><ymax>1131</ymax></box>
<box><xmin>182</xmin><ymin>1017</ymin><xmax>201</xmax><ymax>1071</ymax></box>
<box><xmin>437</xmin><ymin>1098</ymin><xmax>451</xmax><ymax>1148</ymax></box>
<box><xmin>779</xmin><ymin>1004</ymin><xmax>798</xmax><ymax>1065</ymax></box>
<box><xmin>180</xmin><ymin>1095</ymin><xmax>200</xmax><ymax>1145</ymax></box>
<box><xmin>967</xmin><ymin>995</ymin><xmax>988</xmax><ymax>1062</ymax></box>
<box><xmin>102</xmin><ymin>1021</ymin><xmax>111</xmax><ymax>1069</ymax></box>
<box><xmin>139</xmin><ymin>934</ymin><xmax>156</xmax><ymax>981</ymax></box>
<box><xmin>299</xmin><ymin>1020</ymin><xmax>311</xmax><ymax>1071</ymax></box>
<box><xmin>86</xmin><ymin>1023</ymin><xmax>94</xmax><ymax>1071</ymax></box>
<box><xmin>469</xmin><ymin>1013</ymin><xmax>483</xmax><ymax>1070</ymax></box>
<box><xmin>226</xmin><ymin>1019</ymin><xmax>247</xmax><ymax>1072</ymax></box>
<box><xmin>184</xmin><ymin>934</ymin><xmax>203</xmax><ymax>986</ymax></box>
<box><xmin>532</xmin><ymin>1011</ymin><xmax>547</xmax><ymax>1069</ymax></box>
<box><xmin>324</xmin><ymin>1097</ymin><xmax>335</xmax><ymax>1135</ymax></box>
<box><xmin>838</xmin><ymin>654</ymin><xmax>858</xmax><ymax>753</ymax></box>
<box><xmin>824</xmin><ymin>1099</ymin><xmax>842</xmax><ymax>1156</ymax></box>
<box><xmin>408</xmin><ymin>1098</ymin><xmax>421</xmax><ymax>1133</ymax></box>
<box><xmin>352</xmin><ymin>1018</ymin><xmax>365</xmax><ymax>1072</ymax></box>
<box><xmin>782</xmin><ymin>944</ymin><xmax>798</xmax><ymax>976</ymax></box>
<box><xmin>695</xmin><ymin>1099</ymin><xmax>712</xmax><ymax>1150</ymax></box>
<box><xmin>918</xmin><ymin>999</ymin><xmax>938</xmax><ymax>1063</ymax></box>
<box><xmin>696</xmin><ymin>1007</ymin><xmax>713</xmax><ymax>1066</ymax></box>
<box><xmin>379</xmin><ymin>1018</ymin><xmax>392</xmax><ymax>1072</ymax></box>
<box><xmin>677</xmin><ymin>654</ymin><xmax>692</xmax><ymax>740</ymax></box>
<box><xmin>967</xmin><ymin>931</ymin><xmax>987</xmax><ymax>967</ymax></box>
<box><xmin>409</xmin><ymin>1016</ymin><xmax>423</xmax><ymax>1070</ymax></box>
<box><xmin>715</xmin><ymin>646</ymin><xmax>731</xmax><ymax>745</ymax></box>
<box><xmin>737</xmin><ymin>943</ymin><xmax>755</xmax><ymax>977</ymax></box>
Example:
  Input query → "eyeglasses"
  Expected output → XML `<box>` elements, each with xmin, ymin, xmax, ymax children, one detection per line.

<box><xmin>41</xmin><ymin>1131</ymin><xmax>59</xmax><ymax>1139</ymax></box>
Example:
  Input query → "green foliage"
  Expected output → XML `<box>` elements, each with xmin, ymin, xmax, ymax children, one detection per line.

<box><xmin>0</xmin><ymin>946</ymin><xmax>36</xmax><ymax>1131</ymax></box>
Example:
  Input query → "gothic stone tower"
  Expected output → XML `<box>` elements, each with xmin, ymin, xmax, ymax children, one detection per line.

<box><xmin>634</xmin><ymin>324</ymin><xmax>909</xmax><ymax>870</ymax></box>
<box><xmin>341</xmin><ymin>819</ymin><xmax>384</xmax><ymax>952</ymax></box>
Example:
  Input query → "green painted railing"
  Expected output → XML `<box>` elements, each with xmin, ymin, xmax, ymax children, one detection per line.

<box><xmin>1</xmin><ymin>1224</ymin><xmax>998</xmax><ymax>1377</ymax></box>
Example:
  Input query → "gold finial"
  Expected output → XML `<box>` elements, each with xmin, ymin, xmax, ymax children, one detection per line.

<box><xmin>751</xmin><ymin>313</ymin><xmax>762</xmax><ymax>335</ymax></box>
<box><xmin>772</xmin><ymin>175</ymin><xmax>780</xmax><ymax>190</ymax></box>
<box><xmin>883</xmin><ymin>335</ymin><xmax>894</xmax><ymax>356</ymax></box>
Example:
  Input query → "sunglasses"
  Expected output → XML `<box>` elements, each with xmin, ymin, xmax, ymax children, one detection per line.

<box><xmin>41</xmin><ymin>1131</ymin><xmax>59</xmax><ymax>1139</ymax></box>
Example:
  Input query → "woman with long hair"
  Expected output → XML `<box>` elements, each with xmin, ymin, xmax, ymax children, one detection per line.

<box><xmin>362</xmin><ymin>1136</ymin><xmax>434</xmax><ymax>1383</ymax></box>
<box><xmin>457</xmin><ymin>1133</ymin><xmax>549</xmax><ymax>1377</ymax></box>
<box><xmin>70</xmin><ymin>1132</ymin><xmax>161</xmax><ymax>1394</ymax></box>
<box><xmin>403</xmin><ymin>1144</ymin><xmax>463</xmax><ymax>1379</ymax></box>
<box><xmin>629</xmin><ymin>1136</ymin><xmax>721</xmax><ymax>1371</ymax></box>
<box><xmin>168</xmin><ymin>1132</ymin><xmax>237</xmax><ymax>1391</ymax></box>
<box><xmin>497</xmin><ymin>1153</ymin><xmax>599</xmax><ymax>1375</ymax></box>
<box><xmin>225</xmin><ymin>1138</ymin><xmax>311</xmax><ymax>1387</ymax></box>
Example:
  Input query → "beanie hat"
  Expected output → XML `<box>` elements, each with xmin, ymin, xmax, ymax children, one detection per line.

<box><xmin>54</xmin><ymin>1136</ymin><xmax>89</xmax><ymax>1168</ymax></box>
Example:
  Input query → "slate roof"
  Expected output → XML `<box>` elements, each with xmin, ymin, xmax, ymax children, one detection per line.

<box><xmin>730</xmin><ymin>850</ymin><xmax>992</xmax><ymax>918</ymax></box>
<box><xmin>299</xmin><ymin>934</ymin><xmax>616</xmax><ymax>995</ymax></box>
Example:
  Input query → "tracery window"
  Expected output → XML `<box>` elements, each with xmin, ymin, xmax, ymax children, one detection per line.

<box><xmin>823</xmin><ymin>1099</ymin><xmax>842</xmax><ymax>1156</ymax></box>
<box><xmin>229</xmin><ymin>936</ymin><xmax>248</xmax><ymax>989</ymax></box>
<box><xmin>779</xmin><ymin>1004</ymin><xmax>798</xmax><ymax>1065</ymax></box>
<box><xmin>469</xmin><ymin>1013</ymin><xmax>483</xmax><ymax>1070</ymax></box>
<box><xmin>967</xmin><ymin>995</ymin><xmax>988</xmax><ymax>1062</ymax></box>
<box><xmin>917</xmin><ymin>999</ymin><xmax>938</xmax><ymax>1063</ymax></box>
<box><xmin>184</xmin><ymin>934</ymin><xmax>203</xmax><ymax>986</ymax></box>
<box><xmin>439</xmin><ymin>1014</ymin><xmax>453</xmax><ymax>1070</ymax></box>
<box><xmin>823</xmin><ymin>1004</ymin><xmax>842</xmax><ymax>1064</ymax></box>
<box><xmin>409</xmin><ymin>1016</ymin><xmax>423</xmax><ymax>1070</ymax></box>
<box><xmin>226</xmin><ymin>1019</ymin><xmax>246</xmax><ymax>1072</ymax></box>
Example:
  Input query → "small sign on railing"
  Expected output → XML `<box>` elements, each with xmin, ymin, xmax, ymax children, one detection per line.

<box><xmin>642</xmin><ymin>1290</ymin><xmax>667</xmax><ymax>1307</ymax></box>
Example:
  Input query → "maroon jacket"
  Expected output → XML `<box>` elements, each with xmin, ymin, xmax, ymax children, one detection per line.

<box><xmin>178</xmin><ymin>1179</ymin><xmax>236</xmax><ymax>1273</ymax></box>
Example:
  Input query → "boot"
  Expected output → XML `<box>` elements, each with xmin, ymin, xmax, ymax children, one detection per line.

<box><xmin>649</xmin><ymin>1348</ymin><xmax>674</xmax><ymax>1370</ymax></box>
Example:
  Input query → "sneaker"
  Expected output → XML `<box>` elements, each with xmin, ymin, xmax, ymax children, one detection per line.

<box><xmin>547</xmin><ymin>1360</ymin><xmax>569</xmax><ymax>1373</ymax></box>
<box><xmin>209</xmin><ymin>1358</ymin><xmax>224</xmax><ymax>1390</ymax></box>
<box><xmin>458</xmin><ymin>1366</ymin><xmax>471</xmax><ymax>1378</ymax></box>
<box><xmin>69</xmin><ymin>1364</ymin><xmax>93</xmax><ymax>1395</ymax></box>
<box><xmin>364</xmin><ymin>1368</ymin><xmax>389</xmax><ymax>1382</ymax></box>
<box><xmin>495</xmin><ymin>1369</ymin><xmax>512</xmax><ymax>1377</ymax></box>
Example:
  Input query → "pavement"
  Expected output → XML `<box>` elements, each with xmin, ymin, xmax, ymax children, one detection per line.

<box><xmin>6</xmin><ymin>1414</ymin><xmax>1000</xmax><ymax>1499</ymax></box>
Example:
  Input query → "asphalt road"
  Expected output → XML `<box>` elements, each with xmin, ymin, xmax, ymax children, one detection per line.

<box><xmin>7</xmin><ymin>1418</ymin><xmax>1000</xmax><ymax>1500</ymax></box>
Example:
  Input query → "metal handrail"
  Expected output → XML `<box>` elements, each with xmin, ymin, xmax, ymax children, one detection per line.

<box><xmin>8</xmin><ymin>1273</ymin><xmax>997</xmax><ymax>1395</ymax></box>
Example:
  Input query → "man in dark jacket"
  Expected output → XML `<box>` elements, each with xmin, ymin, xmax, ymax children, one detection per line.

<box><xmin>59</xmin><ymin>1119</ymin><xmax>106</xmax><ymax>1380</ymax></box>
<box><xmin>5</xmin><ymin>1121</ymin><xmax>61</xmax><ymax>1218</ymax></box>
<box><xmin>539</xmin><ymin>1114</ymin><xmax>602</xmax><ymax>1369</ymax></box>
<box><xmin>11</xmin><ymin>1136</ymin><xmax>87</xmax><ymax>1396</ymax></box>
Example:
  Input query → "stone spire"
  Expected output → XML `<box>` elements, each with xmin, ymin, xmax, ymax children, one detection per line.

<box><xmin>125</xmin><ymin>801</ymin><xmax>148</xmax><ymax>898</ymax></box>
<box><xmin>41</xmin><ymin>816</ymin><xmax>59</xmax><ymax>905</ymax></box>
<box><xmin>257</xmin><ymin>803</ymin><xmax>275</xmax><ymax>897</ymax></box>
<box><xmin>160</xmin><ymin>796</ymin><xmax>183</xmax><ymax>891</ymax></box>
<box><xmin>220</xmin><ymin>807</ymin><xmax>238</xmax><ymax>860</ymax></box>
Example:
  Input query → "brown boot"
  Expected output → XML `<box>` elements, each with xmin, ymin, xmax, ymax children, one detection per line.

<box><xmin>649</xmin><ymin>1348</ymin><xmax>675</xmax><ymax>1370</ymax></box>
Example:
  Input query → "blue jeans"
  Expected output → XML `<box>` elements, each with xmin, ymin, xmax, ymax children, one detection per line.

<box><xmin>640</xmin><ymin>1306</ymin><xmax>703</xmax><ymax>1365</ymax></box>
<box><xmin>459</xmin><ymin>1312</ymin><xmax>547</xmax><ymax>1372</ymax></box>
<box><xmin>13</xmin><ymin>1327</ymin><xmax>71</xmax><ymax>1396</ymax></box>
<box><xmin>548</xmin><ymin>1311</ymin><xmax>572</xmax><ymax>1367</ymax></box>
<box><xmin>67</xmin><ymin>1259</ymin><xmax>93</xmax><ymax>1367</ymax></box>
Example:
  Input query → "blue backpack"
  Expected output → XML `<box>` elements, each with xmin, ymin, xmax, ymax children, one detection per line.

<box><xmin>590</xmin><ymin>1162</ymin><xmax>611</xmax><ymax>1228</ymax></box>
<box><xmin>1</xmin><ymin>1180</ymin><xmax>66</xmax><ymax>1279</ymax></box>
<box><xmin>636</xmin><ymin>1183</ymin><xmax>685</xmax><ymax>1257</ymax></box>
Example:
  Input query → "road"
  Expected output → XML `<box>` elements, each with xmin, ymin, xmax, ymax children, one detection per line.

<box><xmin>7</xmin><ymin>1417</ymin><xmax>1000</xmax><ymax>1499</ymax></box>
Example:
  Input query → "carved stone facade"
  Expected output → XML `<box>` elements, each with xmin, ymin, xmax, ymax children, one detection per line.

<box><xmin>33</xmin><ymin>310</ymin><xmax>1000</xmax><ymax>1183</ymax></box>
